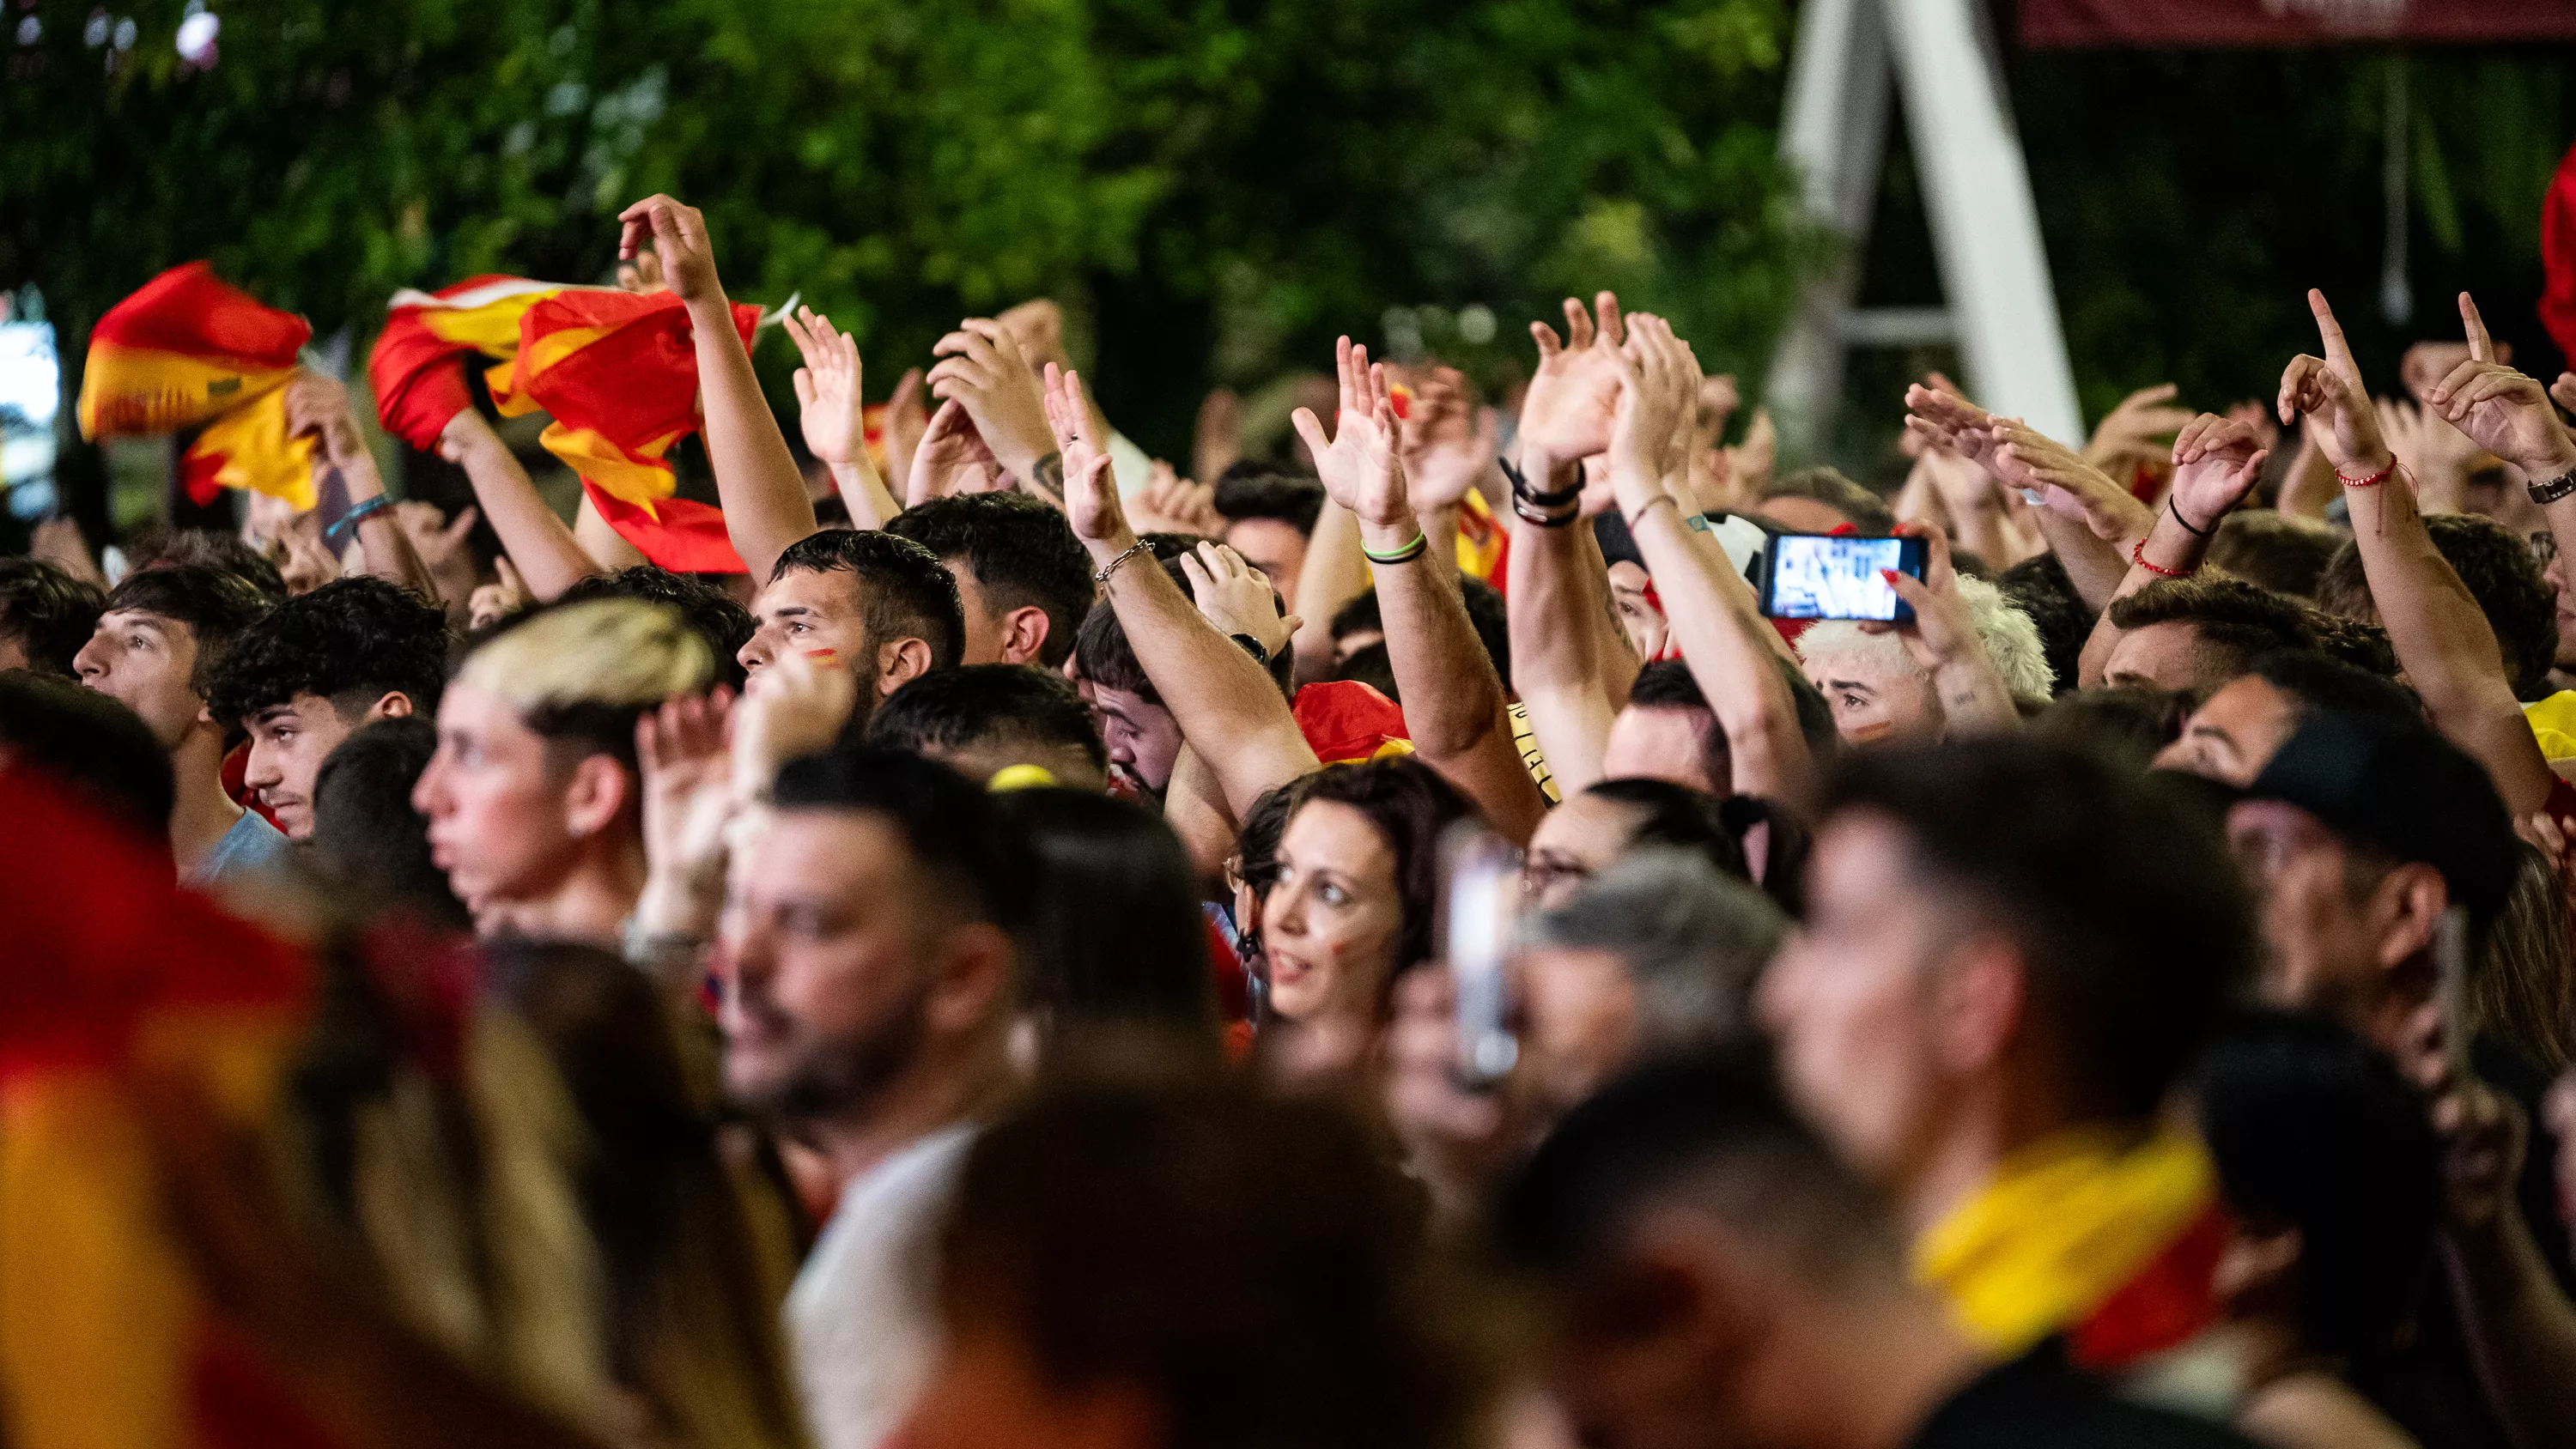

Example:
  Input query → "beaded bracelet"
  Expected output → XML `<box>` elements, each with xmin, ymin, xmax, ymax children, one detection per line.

<box><xmin>2336</xmin><ymin>458</ymin><xmax>2395</xmax><ymax>489</ymax></box>
<box><xmin>2130</xmin><ymin>537</ymin><xmax>2192</xmax><ymax>579</ymax></box>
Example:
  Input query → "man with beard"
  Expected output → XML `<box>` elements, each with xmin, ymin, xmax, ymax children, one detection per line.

<box><xmin>717</xmin><ymin>747</ymin><xmax>1024</xmax><ymax>1449</ymax></box>
<box><xmin>736</xmin><ymin>530</ymin><xmax>966</xmax><ymax>735</ymax></box>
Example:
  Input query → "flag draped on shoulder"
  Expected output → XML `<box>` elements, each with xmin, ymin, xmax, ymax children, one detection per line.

<box><xmin>0</xmin><ymin>767</ymin><xmax>330</xmax><ymax>1449</ymax></box>
<box><xmin>368</xmin><ymin>278</ymin><xmax>762</xmax><ymax>574</ymax></box>
<box><xmin>77</xmin><ymin>263</ymin><xmax>317</xmax><ymax>511</ymax></box>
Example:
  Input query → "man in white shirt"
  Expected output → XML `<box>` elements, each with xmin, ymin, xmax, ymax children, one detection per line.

<box><xmin>719</xmin><ymin>747</ymin><xmax>1022</xmax><ymax>1449</ymax></box>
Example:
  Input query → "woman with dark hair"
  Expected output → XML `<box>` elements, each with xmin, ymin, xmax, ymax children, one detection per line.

<box><xmin>991</xmin><ymin>787</ymin><xmax>1218</xmax><ymax>1059</ymax></box>
<box><xmin>1261</xmin><ymin>757</ymin><xmax>1475</xmax><ymax>1077</ymax></box>
<box><xmin>1519</xmin><ymin>776</ymin><xmax>1747</xmax><ymax>909</ymax></box>
<box><xmin>308</xmin><ymin>715</ymin><xmax>471</xmax><ymax>932</ymax></box>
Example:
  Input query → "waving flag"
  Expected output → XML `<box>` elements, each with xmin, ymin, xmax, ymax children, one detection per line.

<box><xmin>368</xmin><ymin>279</ymin><xmax>763</xmax><ymax>573</ymax></box>
<box><xmin>2542</xmin><ymin>140</ymin><xmax>2576</xmax><ymax>367</ymax></box>
<box><xmin>77</xmin><ymin>263</ymin><xmax>317</xmax><ymax>510</ymax></box>
<box><xmin>0</xmin><ymin>767</ymin><xmax>330</xmax><ymax>1449</ymax></box>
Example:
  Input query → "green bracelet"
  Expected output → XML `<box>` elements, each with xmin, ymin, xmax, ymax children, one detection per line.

<box><xmin>1362</xmin><ymin>530</ymin><xmax>1429</xmax><ymax>566</ymax></box>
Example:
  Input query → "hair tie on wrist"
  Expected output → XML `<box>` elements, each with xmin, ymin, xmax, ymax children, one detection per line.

<box><xmin>1622</xmin><ymin>494</ymin><xmax>1681</xmax><ymax>529</ymax></box>
<box><xmin>2167</xmin><ymin>497</ymin><xmax>2219</xmax><ymax>540</ymax></box>
<box><xmin>1362</xmin><ymin>530</ymin><xmax>1430</xmax><ymax>566</ymax></box>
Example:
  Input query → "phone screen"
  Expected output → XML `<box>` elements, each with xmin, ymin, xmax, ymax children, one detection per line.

<box><xmin>1440</xmin><ymin>823</ymin><xmax>1522</xmax><ymax>1090</ymax></box>
<box><xmin>1763</xmin><ymin>534</ymin><xmax>1921</xmax><ymax>622</ymax></box>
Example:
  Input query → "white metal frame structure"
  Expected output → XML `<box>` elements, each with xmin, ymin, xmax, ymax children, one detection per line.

<box><xmin>1766</xmin><ymin>0</ymin><xmax>2084</xmax><ymax>460</ymax></box>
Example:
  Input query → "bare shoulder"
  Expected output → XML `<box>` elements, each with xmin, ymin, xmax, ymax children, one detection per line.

<box><xmin>2239</xmin><ymin>1372</ymin><xmax>2419</xmax><ymax>1449</ymax></box>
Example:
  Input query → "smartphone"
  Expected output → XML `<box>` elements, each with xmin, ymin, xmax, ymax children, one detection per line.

<box><xmin>1438</xmin><ymin>822</ymin><xmax>1522</xmax><ymax>1091</ymax></box>
<box><xmin>1759</xmin><ymin>532</ymin><xmax>1929</xmax><ymax>623</ymax></box>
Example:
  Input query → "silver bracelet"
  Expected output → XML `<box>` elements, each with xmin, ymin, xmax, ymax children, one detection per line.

<box><xmin>1094</xmin><ymin>538</ymin><xmax>1152</xmax><ymax>584</ymax></box>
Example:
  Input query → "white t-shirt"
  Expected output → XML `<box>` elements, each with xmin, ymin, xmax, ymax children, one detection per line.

<box><xmin>785</xmin><ymin>1124</ymin><xmax>977</xmax><ymax>1449</ymax></box>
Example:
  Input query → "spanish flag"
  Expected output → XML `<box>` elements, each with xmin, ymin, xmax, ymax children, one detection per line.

<box><xmin>368</xmin><ymin>279</ymin><xmax>762</xmax><ymax>574</ymax></box>
<box><xmin>1291</xmin><ymin>679</ymin><xmax>1415</xmax><ymax>765</ymax></box>
<box><xmin>1454</xmin><ymin>487</ymin><xmax>1510</xmax><ymax>591</ymax></box>
<box><xmin>77</xmin><ymin>263</ymin><xmax>318</xmax><ymax>511</ymax></box>
<box><xmin>0</xmin><ymin>766</ymin><xmax>332</xmax><ymax>1449</ymax></box>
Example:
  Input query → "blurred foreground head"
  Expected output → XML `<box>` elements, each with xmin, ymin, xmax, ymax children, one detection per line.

<box><xmin>908</xmin><ymin>1074</ymin><xmax>1481</xmax><ymax>1449</ymax></box>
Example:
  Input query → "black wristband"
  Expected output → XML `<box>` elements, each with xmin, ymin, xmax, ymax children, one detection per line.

<box><xmin>2530</xmin><ymin>466</ymin><xmax>2576</xmax><ymax>506</ymax></box>
<box><xmin>1511</xmin><ymin>495</ymin><xmax>1579</xmax><ymax>529</ymax></box>
<box><xmin>2167</xmin><ymin>496</ymin><xmax>2219</xmax><ymax>540</ymax></box>
<box><xmin>1500</xmin><ymin>455</ymin><xmax>1583</xmax><ymax>510</ymax></box>
<box><xmin>1230</xmin><ymin>633</ymin><xmax>1270</xmax><ymax>666</ymax></box>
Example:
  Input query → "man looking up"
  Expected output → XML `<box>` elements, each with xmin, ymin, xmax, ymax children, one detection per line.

<box><xmin>73</xmin><ymin>563</ymin><xmax>282</xmax><ymax>883</ymax></box>
<box><xmin>1494</xmin><ymin>1057</ymin><xmax>2253</xmax><ymax>1449</ymax></box>
<box><xmin>412</xmin><ymin>597</ymin><xmax>714</xmax><ymax>943</ymax></box>
<box><xmin>1759</xmin><ymin>738</ymin><xmax>2255</xmax><ymax>1372</ymax></box>
<box><xmin>205</xmin><ymin>576</ymin><xmax>453</xmax><ymax>839</ymax></box>
<box><xmin>717</xmin><ymin>748</ymin><xmax>1023</xmax><ymax>1449</ymax></box>
<box><xmin>737</xmin><ymin>530</ymin><xmax>965</xmax><ymax>730</ymax></box>
<box><xmin>884</xmin><ymin>494</ymin><xmax>1094</xmax><ymax>668</ymax></box>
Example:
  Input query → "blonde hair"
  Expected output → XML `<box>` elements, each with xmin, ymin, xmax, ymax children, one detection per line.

<box><xmin>1794</xmin><ymin>575</ymin><xmax>2055</xmax><ymax>709</ymax></box>
<box><xmin>459</xmin><ymin>597</ymin><xmax>715</xmax><ymax>756</ymax></box>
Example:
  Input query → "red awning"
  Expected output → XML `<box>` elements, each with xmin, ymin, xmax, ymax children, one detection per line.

<box><xmin>2021</xmin><ymin>0</ymin><xmax>2576</xmax><ymax>49</ymax></box>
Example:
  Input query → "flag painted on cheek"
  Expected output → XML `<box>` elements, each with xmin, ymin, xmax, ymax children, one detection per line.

<box><xmin>77</xmin><ymin>263</ymin><xmax>318</xmax><ymax>511</ymax></box>
<box><xmin>0</xmin><ymin>767</ymin><xmax>333</xmax><ymax>1449</ymax></box>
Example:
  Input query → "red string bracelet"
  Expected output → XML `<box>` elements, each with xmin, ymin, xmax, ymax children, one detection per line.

<box><xmin>2336</xmin><ymin>458</ymin><xmax>2395</xmax><ymax>489</ymax></box>
<box><xmin>2130</xmin><ymin>537</ymin><xmax>2192</xmax><ymax>579</ymax></box>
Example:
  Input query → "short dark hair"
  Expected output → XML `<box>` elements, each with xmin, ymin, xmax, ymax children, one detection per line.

<box><xmin>2105</xmin><ymin>576</ymin><xmax>2317</xmax><ymax>688</ymax></box>
<box><xmin>2244</xmin><ymin>650</ymin><xmax>2420</xmax><ymax>724</ymax></box>
<box><xmin>991</xmin><ymin>788</ymin><xmax>1215</xmax><ymax>1046</ymax></box>
<box><xmin>101</xmin><ymin>563</ymin><xmax>274</xmax><ymax>699</ymax></box>
<box><xmin>1763</xmin><ymin>466</ymin><xmax>1894</xmax><ymax>534</ymax></box>
<box><xmin>1284</xmin><ymin>756</ymin><xmax>1475</xmax><ymax>978</ymax></box>
<box><xmin>1212</xmin><ymin>467</ymin><xmax>1327</xmax><ymax>537</ymax></box>
<box><xmin>1495</xmin><ymin>1054</ymin><xmax>1897</xmax><ymax>1284</ymax></box>
<box><xmin>770</xmin><ymin>529</ymin><xmax>966</xmax><ymax>671</ymax></box>
<box><xmin>0</xmin><ymin>668</ymin><xmax>174</xmax><ymax>837</ymax></box>
<box><xmin>0</xmin><ymin>558</ymin><xmax>106</xmax><ymax>676</ymax></box>
<box><xmin>123</xmin><ymin>525</ymin><xmax>288</xmax><ymax>603</ymax></box>
<box><xmin>866</xmin><ymin>664</ymin><xmax>1105</xmax><ymax>775</ymax></box>
<box><xmin>308</xmin><ymin>716</ymin><xmax>470</xmax><ymax>931</ymax></box>
<box><xmin>887</xmin><ymin>494</ymin><xmax>1096</xmax><ymax>669</ymax></box>
<box><xmin>1074</xmin><ymin>557</ymin><xmax>1294</xmax><ymax>704</ymax></box>
<box><xmin>2305</xmin><ymin>611</ymin><xmax>2400</xmax><ymax>676</ymax></box>
<box><xmin>2207</xmin><ymin>511</ymin><xmax>2342</xmax><ymax>599</ymax></box>
<box><xmin>205</xmin><ymin>577</ymin><xmax>452</xmax><ymax>732</ymax></box>
<box><xmin>1820</xmin><ymin>739</ymin><xmax>2255</xmax><ymax>1119</ymax></box>
<box><xmin>1330</xmin><ymin>641</ymin><xmax>1401</xmax><ymax>702</ymax></box>
<box><xmin>771</xmin><ymin>747</ymin><xmax>1027</xmax><ymax>932</ymax></box>
<box><xmin>1581</xmin><ymin>777</ymin><xmax>1748</xmax><ymax>880</ymax></box>
<box><xmin>557</xmin><ymin>566</ymin><xmax>756</xmax><ymax>693</ymax></box>
<box><xmin>2027</xmin><ymin>688</ymin><xmax>2192</xmax><ymax>773</ymax></box>
<box><xmin>2427</xmin><ymin>516</ymin><xmax>2555</xmax><ymax>700</ymax></box>
<box><xmin>942</xmin><ymin>1076</ymin><xmax>1476</xmax><ymax>1449</ymax></box>
<box><xmin>1626</xmin><ymin>660</ymin><xmax>1729</xmax><ymax>794</ymax></box>
<box><xmin>1330</xmin><ymin>589</ymin><xmax>1382</xmax><ymax>642</ymax></box>
<box><xmin>2191</xmin><ymin>1010</ymin><xmax>2440</xmax><ymax>1364</ymax></box>
<box><xmin>1996</xmin><ymin>553</ymin><xmax>2093</xmax><ymax>700</ymax></box>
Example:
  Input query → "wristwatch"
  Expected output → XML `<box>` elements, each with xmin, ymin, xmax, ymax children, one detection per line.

<box><xmin>1230</xmin><ymin>633</ymin><xmax>1271</xmax><ymax>666</ymax></box>
<box><xmin>2529</xmin><ymin>464</ymin><xmax>2576</xmax><ymax>506</ymax></box>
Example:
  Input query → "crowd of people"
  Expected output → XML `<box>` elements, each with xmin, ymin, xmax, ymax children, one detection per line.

<box><xmin>12</xmin><ymin>186</ymin><xmax>2576</xmax><ymax>1449</ymax></box>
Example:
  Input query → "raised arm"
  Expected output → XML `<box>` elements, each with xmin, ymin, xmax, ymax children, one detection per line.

<box><xmin>2072</xmin><ymin>412</ymin><xmax>2269</xmax><ymax>686</ymax></box>
<box><xmin>927</xmin><ymin>318</ymin><xmax>1065</xmax><ymax>503</ymax></box>
<box><xmin>617</xmin><ymin>194</ymin><xmax>817</xmax><ymax>579</ymax></box>
<box><xmin>783</xmin><ymin>306</ymin><xmax>902</xmax><ymax>530</ymax></box>
<box><xmin>2427</xmin><ymin>290</ymin><xmax>2576</xmax><ymax>687</ymax></box>
<box><xmin>1868</xmin><ymin>521</ymin><xmax>2020</xmax><ymax>736</ymax></box>
<box><xmin>435</xmin><ymin>409</ymin><xmax>602</xmax><ymax>600</ymax></box>
<box><xmin>284</xmin><ymin>373</ymin><xmax>441</xmax><ymax>601</ymax></box>
<box><xmin>1048</xmin><ymin>363</ymin><xmax>1318</xmax><ymax>817</ymax></box>
<box><xmin>2286</xmin><ymin>288</ymin><xmax>2554</xmax><ymax>817</ymax></box>
<box><xmin>1905</xmin><ymin>385</ymin><xmax>2144</xmax><ymax>610</ymax></box>
<box><xmin>1292</xmin><ymin>339</ymin><xmax>1547</xmax><ymax>844</ymax></box>
<box><xmin>1608</xmin><ymin>315</ymin><xmax>1814</xmax><ymax>807</ymax></box>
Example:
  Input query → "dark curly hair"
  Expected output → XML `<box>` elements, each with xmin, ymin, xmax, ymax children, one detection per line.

<box><xmin>122</xmin><ymin>525</ymin><xmax>288</xmax><ymax>603</ymax></box>
<box><xmin>1280</xmin><ymin>756</ymin><xmax>1476</xmax><ymax>980</ymax></box>
<box><xmin>556</xmin><ymin>565</ymin><xmax>755</xmax><ymax>693</ymax></box>
<box><xmin>206</xmin><ymin>576</ymin><xmax>453</xmax><ymax>731</ymax></box>
<box><xmin>770</xmin><ymin>529</ymin><xmax>966</xmax><ymax>671</ymax></box>
<box><xmin>887</xmin><ymin>494</ymin><xmax>1095</xmax><ymax>669</ymax></box>
<box><xmin>0</xmin><ymin>557</ymin><xmax>106</xmax><ymax>676</ymax></box>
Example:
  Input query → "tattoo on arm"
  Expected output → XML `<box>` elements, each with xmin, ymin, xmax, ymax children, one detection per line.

<box><xmin>1030</xmin><ymin>451</ymin><xmax>1066</xmax><ymax>500</ymax></box>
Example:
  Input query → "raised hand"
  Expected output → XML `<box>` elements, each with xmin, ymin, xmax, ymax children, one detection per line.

<box><xmin>468</xmin><ymin>555</ymin><xmax>529</xmax><ymax>630</ymax></box>
<box><xmin>616</xmin><ymin>194</ymin><xmax>721</xmax><ymax>306</ymax></box>
<box><xmin>2555</xmin><ymin>373</ymin><xmax>2576</xmax><ymax>418</ymax></box>
<box><xmin>2423</xmin><ymin>292</ymin><xmax>2576</xmax><ymax>485</ymax></box>
<box><xmin>1043</xmin><ymin>362</ymin><xmax>1132</xmax><ymax>555</ymax></box>
<box><xmin>396</xmin><ymin>500</ymin><xmax>481</xmax><ymax>609</ymax></box>
<box><xmin>783</xmin><ymin>306</ymin><xmax>866</xmax><ymax>467</ymax></box>
<box><xmin>1400</xmin><ymin>366</ymin><xmax>1499</xmax><ymax>513</ymax></box>
<box><xmin>283</xmin><ymin>369</ymin><xmax>366</xmax><ymax>464</ymax></box>
<box><xmin>1993</xmin><ymin>419</ymin><xmax>2152</xmax><ymax>543</ymax></box>
<box><xmin>1517</xmin><ymin>291</ymin><xmax>1628</xmax><ymax>469</ymax></box>
<box><xmin>928</xmin><ymin>318</ymin><xmax>1060</xmax><ymax>497</ymax></box>
<box><xmin>2083</xmin><ymin>382</ymin><xmax>2195</xmax><ymax>470</ymax></box>
<box><xmin>1903</xmin><ymin>382</ymin><xmax>2004</xmax><ymax>467</ymax></box>
<box><xmin>1128</xmin><ymin>460</ymin><xmax>1224</xmax><ymax>538</ymax></box>
<box><xmin>2277</xmin><ymin>288</ymin><xmax>2392</xmax><ymax>476</ymax></box>
<box><xmin>732</xmin><ymin>651</ymin><xmax>855</xmax><ymax>793</ymax></box>
<box><xmin>1181</xmin><ymin>541</ymin><xmax>1298</xmax><ymax>658</ymax></box>
<box><xmin>1290</xmin><ymin>336</ymin><xmax>1412</xmax><ymax>532</ymax></box>
<box><xmin>636</xmin><ymin>687</ymin><xmax>738</xmax><ymax>893</ymax></box>
<box><xmin>905</xmin><ymin>398</ymin><xmax>1005</xmax><ymax>506</ymax></box>
<box><xmin>2166</xmin><ymin>413</ymin><xmax>2270</xmax><ymax>534</ymax></box>
<box><xmin>884</xmin><ymin>366</ymin><xmax>930</xmax><ymax>488</ymax></box>
<box><xmin>1862</xmin><ymin>521</ymin><xmax>1972</xmax><ymax>669</ymax></box>
<box><xmin>1606</xmin><ymin>312</ymin><xmax>1699</xmax><ymax>510</ymax></box>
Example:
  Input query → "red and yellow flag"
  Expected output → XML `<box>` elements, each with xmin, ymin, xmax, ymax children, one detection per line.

<box><xmin>1291</xmin><ymin>679</ymin><xmax>1415</xmax><ymax>765</ymax></box>
<box><xmin>368</xmin><ymin>278</ymin><xmax>763</xmax><ymax>573</ymax></box>
<box><xmin>0</xmin><ymin>767</ymin><xmax>331</xmax><ymax>1449</ymax></box>
<box><xmin>77</xmin><ymin>263</ymin><xmax>318</xmax><ymax>511</ymax></box>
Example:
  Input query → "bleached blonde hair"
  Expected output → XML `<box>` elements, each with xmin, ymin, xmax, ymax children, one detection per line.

<box><xmin>1795</xmin><ymin>575</ymin><xmax>2055</xmax><ymax>708</ymax></box>
<box><xmin>458</xmin><ymin>597</ymin><xmax>715</xmax><ymax>755</ymax></box>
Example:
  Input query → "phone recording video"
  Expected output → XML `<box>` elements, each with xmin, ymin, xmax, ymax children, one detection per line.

<box><xmin>1760</xmin><ymin>533</ymin><xmax>1928</xmax><ymax>623</ymax></box>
